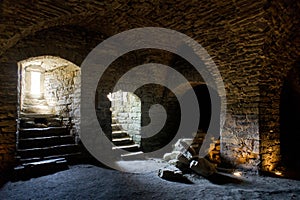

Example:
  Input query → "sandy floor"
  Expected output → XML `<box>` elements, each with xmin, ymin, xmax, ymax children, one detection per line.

<box><xmin>1</xmin><ymin>160</ymin><xmax>300</xmax><ymax>200</ymax></box>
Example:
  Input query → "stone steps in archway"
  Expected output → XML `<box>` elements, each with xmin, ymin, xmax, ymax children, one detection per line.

<box><xmin>111</xmin><ymin>117</ymin><xmax>142</xmax><ymax>159</ymax></box>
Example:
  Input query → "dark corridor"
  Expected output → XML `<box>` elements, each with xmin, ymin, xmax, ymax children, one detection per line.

<box><xmin>280</xmin><ymin>63</ymin><xmax>300</xmax><ymax>177</ymax></box>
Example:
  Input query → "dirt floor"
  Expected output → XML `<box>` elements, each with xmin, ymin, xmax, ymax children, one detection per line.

<box><xmin>1</xmin><ymin>160</ymin><xmax>300</xmax><ymax>200</ymax></box>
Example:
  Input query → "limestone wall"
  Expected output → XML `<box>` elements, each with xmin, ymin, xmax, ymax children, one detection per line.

<box><xmin>109</xmin><ymin>91</ymin><xmax>141</xmax><ymax>145</ymax></box>
<box><xmin>44</xmin><ymin>65</ymin><xmax>81</xmax><ymax>138</ymax></box>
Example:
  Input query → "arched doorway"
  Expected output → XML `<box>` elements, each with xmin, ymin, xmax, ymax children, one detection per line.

<box><xmin>165</xmin><ymin>83</ymin><xmax>221</xmax><ymax>164</ymax></box>
<box><xmin>107</xmin><ymin>90</ymin><xmax>142</xmax><ymax>156</ymax></box>
<box><xmin>280</xmin><ymin>63</ymin><xmax>300</xmax><ymax>178</ymax></box>
<box><xmin>182</xmin><ymin>84</ymin><xmax>221</xmax><ymax>163</ymax></box>
<box><xmin>16</xmin><ymin>56</ymin><xmax>81</xmax><ymax>166</ymax></box>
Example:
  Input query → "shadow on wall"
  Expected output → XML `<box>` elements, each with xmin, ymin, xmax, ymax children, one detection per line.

<box><xmin>180</xmin><ymin>84</ymin><xmax>221</xmax><ymax>133</ymax></box>
<box><xmin>181</xmin><ymin>84</ymin><xmax>221</xmax><ymax>163</ymax></box>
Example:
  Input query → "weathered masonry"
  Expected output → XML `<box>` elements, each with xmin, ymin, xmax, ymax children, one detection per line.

<box><xmin>0</xmin><ymin>0</ymin><xmax>299</xmax><ymax>179</ymax></box>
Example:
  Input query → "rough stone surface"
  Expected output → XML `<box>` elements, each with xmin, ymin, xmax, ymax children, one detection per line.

<box><xmin>1</xmin><ymin>164</ymin><xmax>300</xmax><ymax>200</ymax></box>
<box><xmin>259</xmin><ymin>0</ymin><xmax>300</xmax><ymax>172</ymax></box>
<box><xmin>222</xmin><ymin>114</ymin><xmax>260</xmax><ymax>170</ymax></box>
<box><xmin>44</xmin><ymin>63</ymin><xmax>81</xmax><ymax>138</ymax></box>
<box><xmin>158</xmin><ymin>168</ymin><xmax>191</xmax><ymax>183</ymax></box>
<box><xmin>18</xmin><ymin>56</ymin><xmax>81</xmax><ymax>138</ymax></box>
<box><xmin>190</xmin><ymin>158</ymin><xmax>217</xmax><ymax>177</ymax></box>
<box><xmin>0</xmin><ymin>0</ymin><xmax>299</xmax><ymax>177</ymax></box>
<box><xmin>109</xmin><ymin>90</ymin><xmax>141</xmax><ymax>144</ymax></box>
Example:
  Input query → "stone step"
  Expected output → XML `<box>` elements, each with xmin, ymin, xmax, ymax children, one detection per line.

<box><xmin>120</xmin><ymin>151</ymin><xmax>144</xmax><ymax>159</ymax></box>
<box><xmin>21</xmin><ymin>105</ymin><xmax>53</xmax><ymax>115</ymax></box>
<box><xmin>20</xmin><ymin>113</ymin><xmax>57</xmax><ymax>118</ymax></box>
<box><xmin>45</xmin><ymin>118</ymin><xmax>64</xmax><ymax>127</ymax></box>
<box><xmin>17</xmin><ymin>144</ymin><xmax>80</xmax><ymax>159</ymax></box>
<box><xmin>18</xmin><ymin>135</ymin><xmax>74</xmax><ymax>149</ymax></box>
<box><xmin>19</xmin><ymin>115</ymin><xmax>64</xmax><ymax>128</ymax></box>
<box><xmin>20</xmin><ymin>117</ymin><xmax>67</xmax><ymax>123</ymax></box>
<box><xmin>22</xmin><ymin>157</ymin><xmax>66</xmax><ymax>167</ymax></box>
<box><xmin>112</xmin><ymin>144</ymin><xmax>140</xmax><ymax>152</ymax></box>
<box><xmin>112</xmin><ymin>117</ymin><xmax>117</xmax><ymax>124</ymax></box>
<box><xmin>112</xmin><ymin>136</ymin><xmax>134</xmax><ymax>146</ymax></box>
<box><xmin>19</xmin><ymin>127</ymin><xmax>69</xmax><ymax>139</ymax></box>
<box><xmin>111</xmin><ymin>130</ymin><xmax>128</xmax><ymax>138</ymax></box>
<box><xmin>111</xmin><ymin>124</ymin><xmax>122</xmax><ymax>131</ymax></box>
<box><xmin>20</xmin><ymin>121</ymin><xmax>63</xmax><ymax>128</ymax></box>
<box><xmin>13</xmin><ymin>158</ymin><xmax>69</xmax><ymax>180</ymax></box>
<box><xmin>18</xmin><ymin>152</ymin><xmax>82</xmax><ymax>164</ymax></box>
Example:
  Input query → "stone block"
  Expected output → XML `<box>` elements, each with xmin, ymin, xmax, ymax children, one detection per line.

<box><xmin>190</xmin><ymin>158</ymin><xmax>217</xmax><ymax>177</ymax></box>
<box><xmin>158</xmin><ymin>168</ymin><xmax>191</xmax><ymax>183</ymax></box>
<box><xmin>163</xmin><ymin>151</ymin><xmax>181</xmax><ymax>161</ymax></box>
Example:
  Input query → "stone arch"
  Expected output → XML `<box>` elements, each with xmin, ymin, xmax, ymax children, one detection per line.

<box><xmin>17</xmin><ymin>55</ymin><xmax>81</xmax><ymax>140</ymax></box>
<box><xmin>3</xmin><ymin>24</ymin><xmax>107</xmax><ymax>136</ymax></box>
<box><xmin>0</xmin><ymin>25</ymin><xmax>103</xmax><ymax>170</ymax></box>
<box><xmin>173</xmin><ymin>81</ymin><xmax>222</xmax><ymax>133</ymax></box>
<box><xmin>177</xmin><ymin>82</ymin><xmax>221</xmax><ymax>163</ymax></box>
<box><xmin>107</xmin><ymin>90</ymin><xmax>142</xmax><ymax>146</ymax></box>
<box><xmin>0</xmin><ymin>12</ymin><xmax>161</xmax><ymax>58</ymax></box>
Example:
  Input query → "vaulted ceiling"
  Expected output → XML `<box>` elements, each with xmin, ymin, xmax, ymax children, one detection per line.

<box><xmin>1</xmin><ymin>0</ymin><xmax>282</xmax><ymax>57</ymax></box>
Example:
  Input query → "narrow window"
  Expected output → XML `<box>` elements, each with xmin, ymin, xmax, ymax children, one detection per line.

<box><xmin>30</xmin><ymin>71</ymin><xmax>41</xmax><ymax>95</ymax></box>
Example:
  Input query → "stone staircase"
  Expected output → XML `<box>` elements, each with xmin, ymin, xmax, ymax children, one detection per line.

<box><xmin>111</xmin><ymin>117</ymin><xmax>143</xmax><ymax>159</ymax></box>
<box><xmin>22</xmin><ymin>98</ymin><xmax>53</xmax><ymax>115</ymax></box>
<box><xmin>14</xmin><ymin>114</ymin><xmax>81</xmax><ymax>179</ymax></box>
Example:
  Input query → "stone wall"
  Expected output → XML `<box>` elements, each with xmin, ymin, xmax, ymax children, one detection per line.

<box><xmin>0</xmin><ymin>62</ymin><xmax>18</xmax><ymax>173</ymax></box>
<box><xmin>259</xmin><ymin>0</ymin><xmax>300</xmax><ymax>172</ymax></box>
<box><xmin>108</xmin><ymin>90</ymin><xmax>141</xmax><ymax>145</ymax></box>
<box><xmin>222</xmin><ymin>114</ymin><xmax>260</xmax><ymax>169</ymax></box>
<box><xmin>17</xmin><ymin>56</ymin><xmax>81</xmax><ymax>137</ymax></box>
<box><xmin>0</xmin><ymin>25</ymin><xmax>96</xmax><ymax>173</ymax></box>
<box><xmin>0</xmin><ymin>0</ymin><xmax>298</xmax><ymax>176</ymax></box>
<box><xmin>44</xmin><ymin>64</ymin><xmax>81</xmax><ymax>138</ymax></box>
<box><xmin>95</xmin><ymin>50</ymin><xmax>204</xmax><ymax>154</ymax></box>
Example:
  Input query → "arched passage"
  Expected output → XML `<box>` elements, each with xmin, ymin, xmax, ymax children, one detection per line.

<box><xmin>280</xmin><ymin>63</ymin><xmax>300</xmax><ymax>178</ymax></box>
<box><xmin>175</xmin><ymin>83</ymin><xmax>221</xmax><ymax>163</ymax></box>
<box><xmin>16</xmin><ymin>56</ymin><xmax>81</xmax><ymax>166</ymax></box>
<box><xmin>107</xmin><ymin>90</ymin><xmax>142</xmax><ymax>150</ymax></box>
<box><xmin>18</xmin><ymin>56</ymin><xmax>81</xmax><ymax>131</ymax></box>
